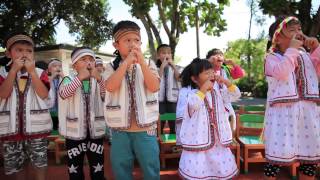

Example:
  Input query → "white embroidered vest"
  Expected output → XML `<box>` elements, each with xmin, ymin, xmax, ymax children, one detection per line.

<box><xmin>179</xmin><ymin>83</ymin><xmax>233</xmax><ymax>151</ymax></box>
<box><xmin>58</xmin><ymin>77</ymin><xmax>106</xmax><ymax>140</ymax></box>
<box><xmin>0</xmin><ymin>67</ymin><xmax>52</xmax><ymax>137</ymax></box>
<box><xmin>175</xmin><ymin>86</ymin><xmax>191</xmax><ymax>145</ymax></box>
<box><xmin>104</xmin><ymin>61</ymin><xmax>159</xmax><ymax>129</ymax></box>
<box><xmin>159</xmin><ymin>66</ymin><xmax>181</xmax><ymax>102</ymax></box>
<box><xmin>266</xmin><ymin>50</ymin><xmax>320</xmax><ymax>105</ymax></box>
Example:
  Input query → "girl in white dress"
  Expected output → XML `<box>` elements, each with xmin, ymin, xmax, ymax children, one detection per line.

<box><xmin>178</xmin><ymin>58</ymin><xmax>240</xmax><ymax>180</ymax></box>
<box><xmin>264</xmin><ymin>16</ymin><xmax>320</xmax><ymax>180</ymax></box>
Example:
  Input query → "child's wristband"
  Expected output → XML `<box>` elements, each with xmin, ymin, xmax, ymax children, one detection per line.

<box><xmin>228</xmin><ymin>84</ymin><xmax>237</xmax><ymax>92</ymax></box>
<box><xmin>196</xmin><ymin>91</ymin><xmax>206</xmax><ymax>100</ymax></box>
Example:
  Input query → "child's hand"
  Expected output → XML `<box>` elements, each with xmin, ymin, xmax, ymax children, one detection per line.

<box><xmin>24</xmin><ymin>57</ymin><xmax>35</xmax><ymax>73</ymax></box>
<box><xmin>214</xmin><ymin>75</ymin><xmax>232</xmax><ymax>87</ymax></box>
<box><xmin>77</xmin><ymin>68</ymin><xmax>90</xmax><ymax>81</ymax></box>
<box><xmin>289</xmin><ymin>33</ymin><xmax>304</xmax><ymax>49</ymax></box>
<box><xmin>304</xmin><ymin>37</ymin><xmax>319</xmax><ymax>52</ymax></box>
<box><xmin>200</xmin><ymin>79</ymin><xmax>213</xmax><ymax>94</ymax></box>
<box><xmin>11</xmin><ymin>56</ymin><xmax>24</xmax><ymax>73</ymax></box>
<box><xmin>160</xmin><ymin>58</ymin><xmax>169</xmax><ymax>69</ymax></box>
<box><xmin>89</xmin><ymin>66</ymin><xmax>102</xmax><ymax>82</ymax></box>
<box><xmin>167</xmin><ymin>57</ymin><xmax>175</xmax><ymax>66</ymax></box>
<box><xmin>124</xmin><ymin>50</ymin><xmax>137</xmax><ymax>68</ymax></box>
<box><xmin>131</xmin><ymin>47</ymin><xmax>144</xmax><ymax>65</ymax></box>
<box><xmin>224</xmin><ymin>59</ymin><xmax>236</xmax><ymax>67</ymax></box>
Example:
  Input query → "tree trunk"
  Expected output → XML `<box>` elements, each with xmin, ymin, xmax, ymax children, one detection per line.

<box><xmin>247</xmin><ymin>0</ymin><xmax>254</xmax><ymax>83</ymax></box>
<box><xmin>137</xmin><ymin>14</ymin><xmax>157</xmax><ymax>60</ymax></box>
<box><xmin>309</xmin><ymin>5</ymin><xmax>320</xmax><ymax>37</ymax></box>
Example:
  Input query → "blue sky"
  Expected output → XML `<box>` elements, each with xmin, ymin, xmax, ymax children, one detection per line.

<box><xmin>55</xmin><ymin>1</ymin><xmax>277</xmax><ymax>66</ymax></box>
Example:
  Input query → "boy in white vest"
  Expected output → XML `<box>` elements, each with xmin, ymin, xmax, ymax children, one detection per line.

<box><xmin>104</xmin><ymin>20</ymin><xmax>160</xmax><ymax>180</ymax></box>
<box><xmin>264</xmin><ymin>16</ymin><xmax>320</xmax><ymax>180</ymax></box>
<box><xmin>47</xmin><ymin>58</ymin><xmax>64</xmax><ymax>131</ymax></box>
<box><xmin>156</xmin><ymin>44</ymin><xmax>181</xmax><ymax>134</ymax></box>
<box><xmin>95</xmin><ymin>56</ymin><xmax>105</xmax><ymax>74</ymax></box>
<box><xmin>58</xmin><ymin>47</ymin><xmax>106</xmax><ymax>180</ymax></box>
<box><xmin>0</xmin><ymin>33</ymin><xmax>52</xmax><ymax>180</ymax></box>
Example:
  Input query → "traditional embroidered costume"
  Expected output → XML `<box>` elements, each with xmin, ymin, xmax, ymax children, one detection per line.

<box><xmin>264</xmin><ymin>46</ymin><xmax>320</xmax><ymax>164</ymax></box>
<box><xmin>178</xmin><ymin>82</ymin><xmax>240</xmax><ymax>180</ymax></box>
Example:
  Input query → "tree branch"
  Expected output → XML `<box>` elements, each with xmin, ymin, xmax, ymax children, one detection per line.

<box><xmin>156</xmin><ymin>0</ymin><xmax>170</xmax><ymax>37</ymax></box>
<box><xmin>309</xmin><ymin>5</ymin><xmax>320</xmax><ymax>37</ymax></box>
<box><xmin>146</xmin><ymin>13</ymin><xmax>162</xmax><ymax>45</ymax></box>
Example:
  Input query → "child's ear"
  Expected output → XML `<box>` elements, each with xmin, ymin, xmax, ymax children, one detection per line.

<box><xmin>112</xmin><ymin>42</ymin><xmax>119</xmax><ymax>50</ymax></box>
<box><xmin>191</xmin><ymin>76</ymin><xmax>197</xmax><ymax>84</ymax></box>
<box><xmin>5</xmin><ymin>50</ymin><xmax>11</xmax><ymax>58</ymax></box>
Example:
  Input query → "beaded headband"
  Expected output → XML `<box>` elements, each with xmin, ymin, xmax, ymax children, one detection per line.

<box><xmin>270</xmin><ymin>16</ymin><xmax>299</xmax><ymax>52</ymax></box>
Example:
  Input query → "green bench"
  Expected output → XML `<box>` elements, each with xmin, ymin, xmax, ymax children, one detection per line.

<box><xmin>157</xmin><ymin>113</ymin><xmax>181</xmax><ymax>169</ymax></box>
<box><xmin>236</xmin><ymin>113</ymin><xmax>265</xmax><ymax>174</ymax></box>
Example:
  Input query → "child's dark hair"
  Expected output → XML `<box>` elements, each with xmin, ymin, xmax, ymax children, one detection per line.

<box><xmin>112</xmin><ymin>20</ymin><xmax>140</xmax><ymax>67</ymax></box>
<box><xmin>112</xmin><ymin>20</ymin><xmax>140</xmax><ymax>37</ymax></box>
<box><xmin>206</xmin><ymin>48</ymin><xmax>223</xmax><ymax>59</ymax></box>
<box><xmin>266</xmin><ymin>16</ymin><xmax>301</xmax><ymax>51</ymax></box>
<box><xmin>181</xmin><ymin>58</ymin><xmax>212</xmax><ymax>88</ymax></box>
<box><xmin>156</xmin><ymin>44</ymin><xmax>170</xmax><ymax>53</ymax></box>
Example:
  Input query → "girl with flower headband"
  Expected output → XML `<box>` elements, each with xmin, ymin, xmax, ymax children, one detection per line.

<box><xmin>263</xmin><ymin>16</ymin><xmax>320</xmax><ymax>179</ymax></box>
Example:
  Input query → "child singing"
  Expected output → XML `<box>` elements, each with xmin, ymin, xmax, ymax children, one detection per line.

<box><xmin>178</xmin><ymin>58</ymin><xmax>240</xmax><ymax>180</ymax></box>
<box><xmin>264</xmin><ymin>16</ymin><xmax>320</xmax><ymax>179</ymax></box>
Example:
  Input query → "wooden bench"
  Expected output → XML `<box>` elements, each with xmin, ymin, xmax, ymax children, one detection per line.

<box><xmin>54</xmin><ymin>137</ymin><xmax>66</xmax><ymax>164</ymax></box>
<box><xmin>236</xmin><ymin>112</ymin><xmax>266</xmax><ymax>174</ymax></box>
<box><xmin>157</xmin><ymin>113</ymin><xmax>181</xmax><ymax>169</ymax></box>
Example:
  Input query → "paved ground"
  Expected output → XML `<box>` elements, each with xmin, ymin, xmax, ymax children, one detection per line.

<box><xmin>234</xmin><ymin>97</ymin><xmax>266</xmax><ymax>106</ymax></box>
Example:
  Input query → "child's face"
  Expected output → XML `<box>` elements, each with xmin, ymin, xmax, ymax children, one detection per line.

<box><xmin>73</xmin><ymin>55</ymin><xmax>95</xmax><ymax>72</ymax></box>
<box><xmin>48</xmin><ymin>61</ymin><xmax>62</xmax><ymax>73</ymax></box>
<box><xmin>208</xmin><ymin>53</ymin><xmax>224</xmax><ymax>68</ymax></box>
<box><xmin>6</xmin><ymin>43</ymin><xmax>34</xmax><ymax>62</ymax></box>
<box><xmin>113</xmin><ymin>33</ymin><xmax>141</xmax><ymax>58</ymax></box>
<box><xmin>95</xmin><ymin>64</ymin><xmax>105</xmax><ymax>73</ymax></box>
<box><xmin>192</xmin><ymin>69</ymin><xmax>213</xmax><ymax>88</ymax></box>
<box><xmin>277</xmin><ymin>23</ymin><xmax>303</xmax><ymax>49</ymax></box>
<box><xmin>157</xmin><ymin>47</ymin><xmax>172</xmax><ymax>62</ymax></box>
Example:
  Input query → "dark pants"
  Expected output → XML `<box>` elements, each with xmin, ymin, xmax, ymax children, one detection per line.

<box><xmin>159</xmin><ymin>101</ymin><xmax>176</xmax><ymax>134</ymax></box>
<box><xmin>66</xmin><ymin>136</ymin><xmax>105</xmax><ymax>180</ymax></box>
<box><xmin>51</xmin><ymin>116</ymin><xmax>59</xmax><ymax>130</ymax></box>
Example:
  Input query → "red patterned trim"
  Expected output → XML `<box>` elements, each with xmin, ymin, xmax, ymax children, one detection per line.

<box><xmin>266</xmin><ymin>153</ymin><xmax>320</xmax><ymax>165</ymax></box>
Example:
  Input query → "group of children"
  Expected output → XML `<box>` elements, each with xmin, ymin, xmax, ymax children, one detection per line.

<box><xmin>0</xmin><ymin>16</ymin><xmax>320</xmax><ymax>180</ymax></box>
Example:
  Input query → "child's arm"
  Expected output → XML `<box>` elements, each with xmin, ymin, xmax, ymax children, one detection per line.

<box><xmin>59</xmin><ymin>68</ymin><xmax>89</xmax><ymax>99</ymax></box>
<box><xmin>24</xmin><ymin>58</ymin><xmax>49</xmax><ymax>99</ymax></box>
<box><xmin>221</xmin><ymin>84</ymin><xmax>241</xmax><ymax>103</ymax></box>
<box><xmin>214</xmin><ymin>76</ymin><xmax>241</xmax><ymax>102</ymax></box>
<box><xmin>133</xmin><ymin>48</ymin><xmax>160</xmax><ymax>92</ymax></box>
<box><xmin>0</xmin><ymin>69</ymin><xmax>17</xmax><ymax>98</ymax></box>
<box><xmin>224</xmin><ymin>60</ymin><xmax>245</xmax><ymax>79</ymax></box>
<box><xmin>140</xmin><ymin>61</ymin><xmax>160</xmax><ymax>92</ymax></box>
<box><xmin>105</xmin><ymin>52</ymin><xmax>137</xmax><ymax>92</ymax></box>
<box><xmin>169</xmin><ymin>63</ymin><xmax>181</xmax><ymax>81</ymax></box>
<box><xmin>264</xmin><ymin>48</ymin><xmax>299</xmax><ymax>80</ymax></box>
<box><xmin>306</xmin><ymin>38</ymin><xmax>320</xmax><ymax>75</ymax></box>
<box><xmin>89</xmin><ymin>66</ymin><xmax>105</xmax><ymax>98</ymax></box>
<box><xmin>59</xmin><ymin>77</ymin><xmax>81</xmax><ymax>99</ymax></box>
<box><xmin>158</xmin><ymin>59</ymin><xmax>168</xmax><ymax>78</ymax></box>
<box><xmin>230</xmin><ymin>65</ymin><xmax>245</xmax><ymax>79</ymax></box>
<box><xmin>0</xmin><ymin>57</ymin><xmax>24</xmax><ymax>98</ymax></box>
